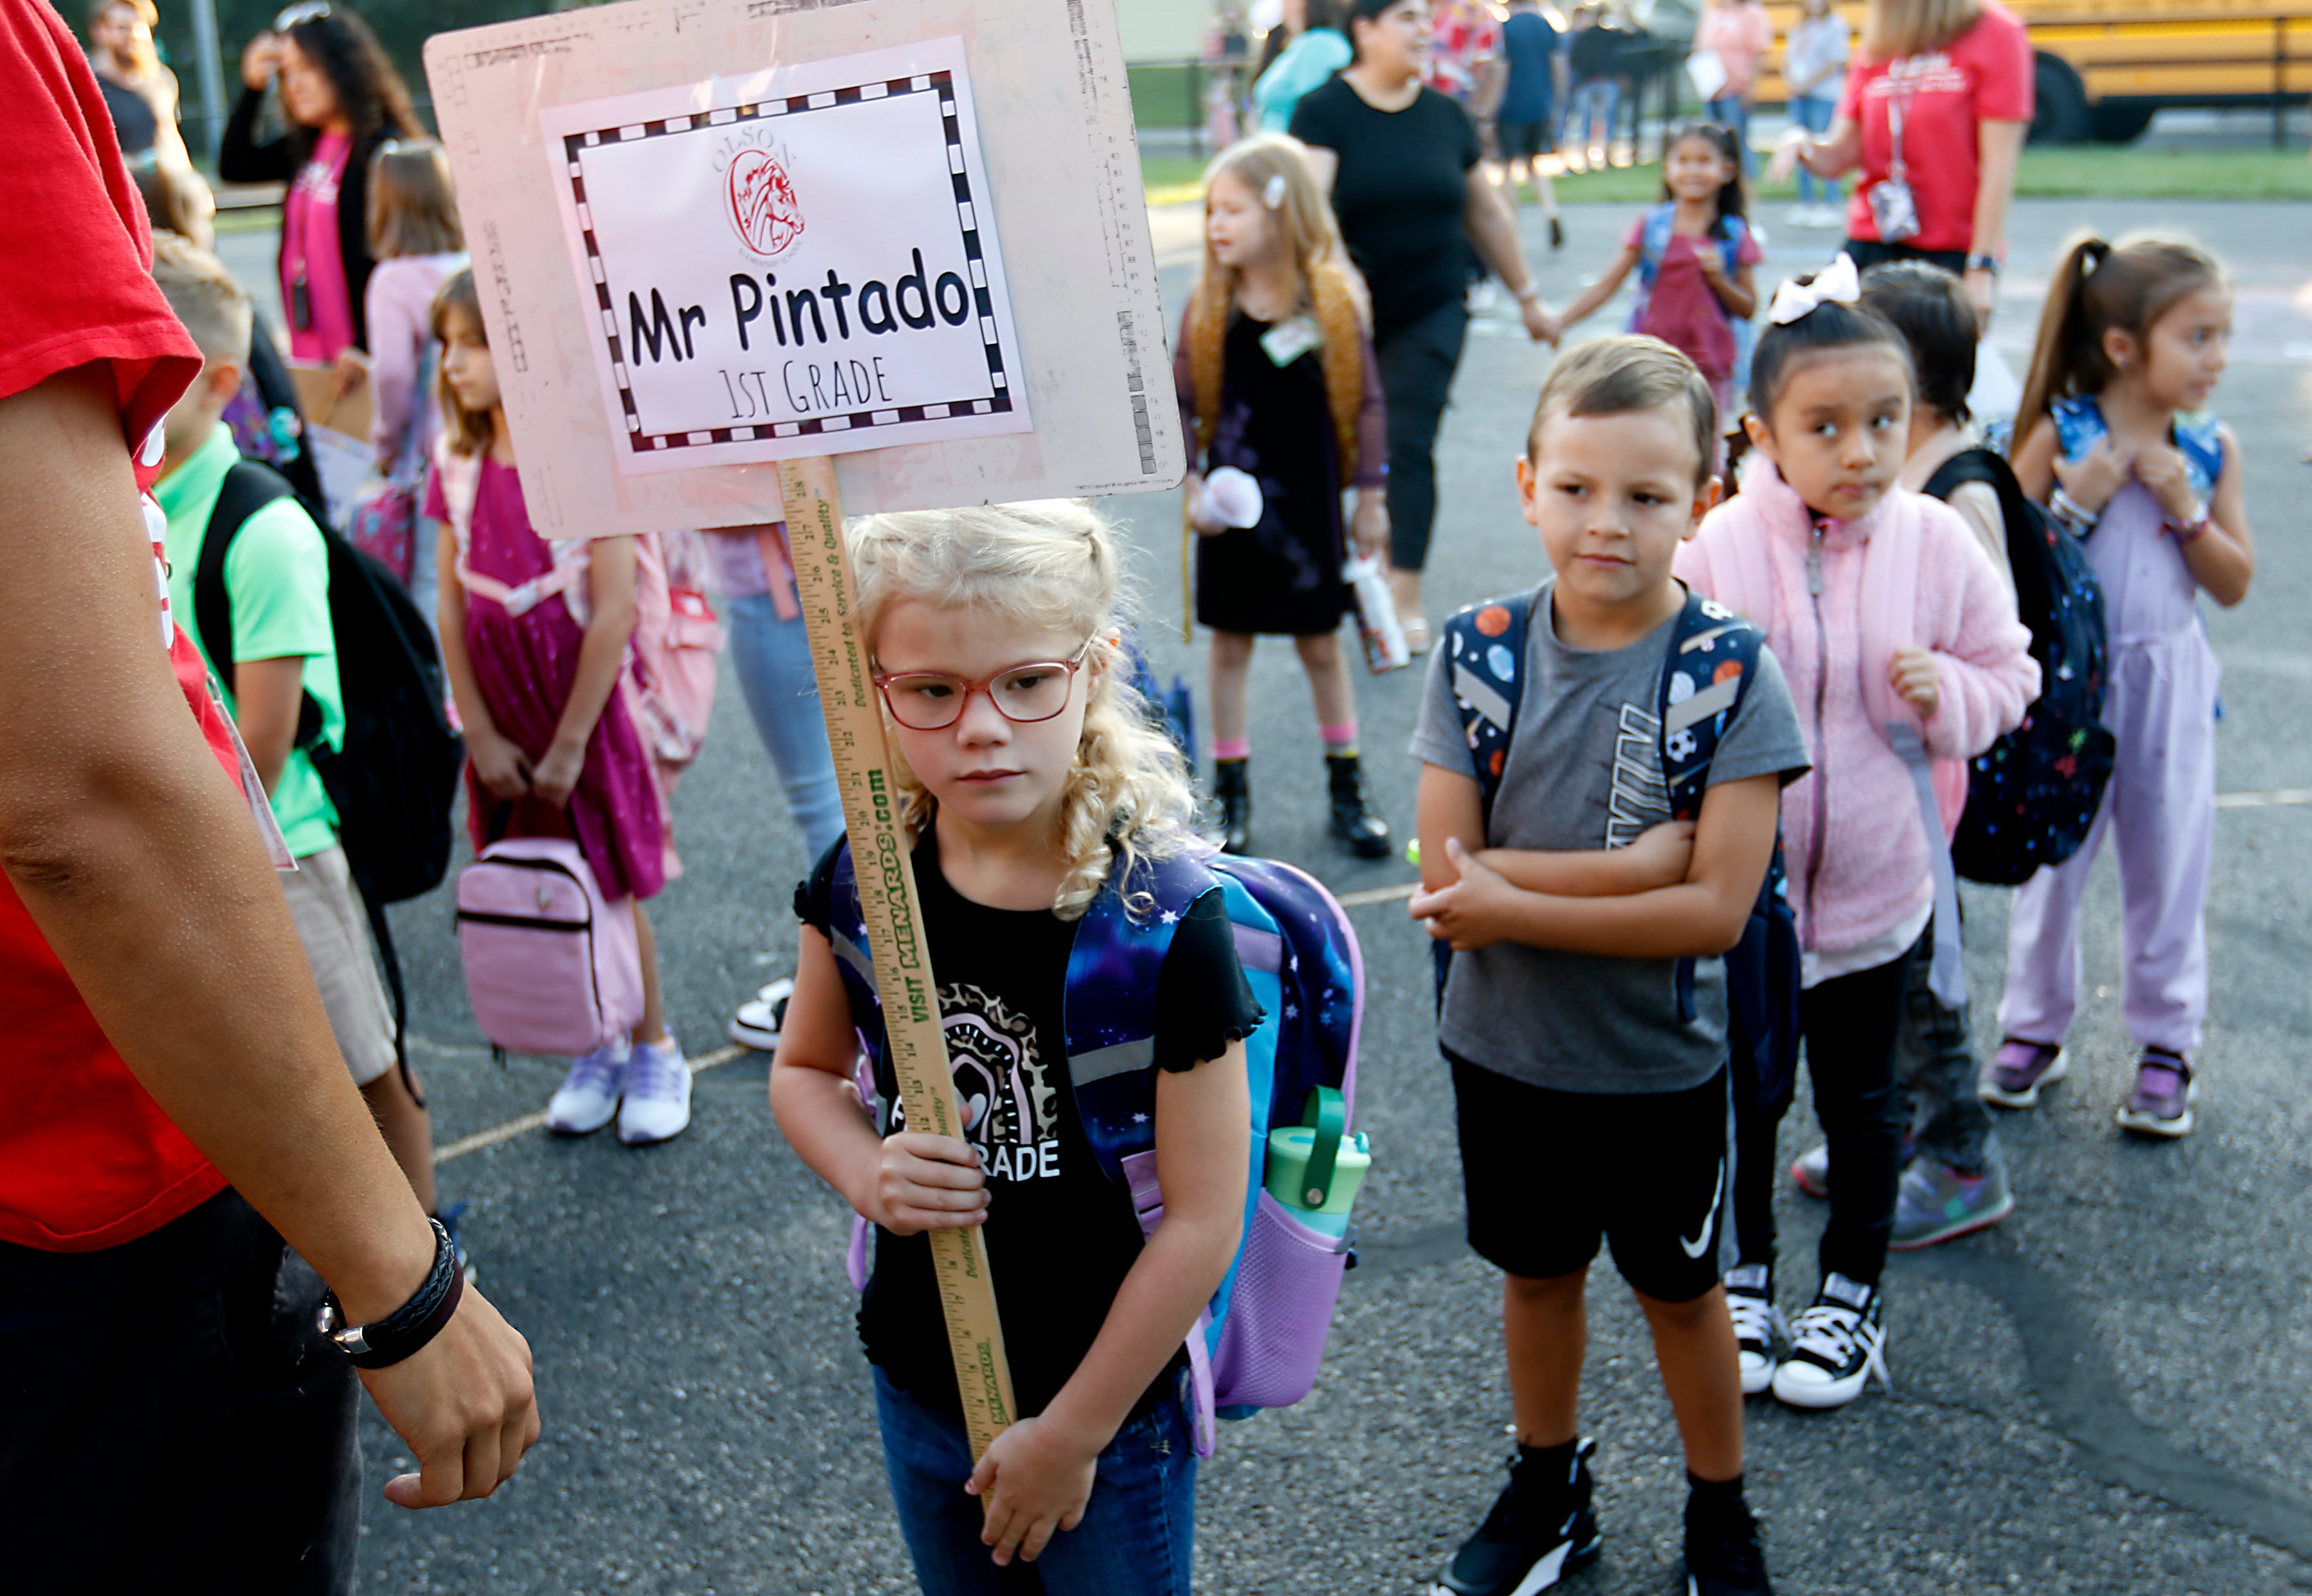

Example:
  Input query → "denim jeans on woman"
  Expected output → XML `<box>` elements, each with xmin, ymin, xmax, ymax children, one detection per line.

<box><xmin>1706</xmin><ymin>94</ymin><xmax>1753</xmax><ymax>175</ymax></box>
<box><xmin>725</xmin><ymin>591</ymin><xmax>846</xmax><ymax>861</ymax></box>
<box><xmin>873</xmin><ymin>1365</ymin><xmax>1198</xmax><ymax>1596</ymax></box>
<box><xmin>1563</xmin><ymin>76</ymin><xmax>1620</xmax><ymax>158</ymax></box>
<box><xmin>1789</xmin><ymin>93</ymin><xmax>1843</xmax><ymax>206</ymax></box>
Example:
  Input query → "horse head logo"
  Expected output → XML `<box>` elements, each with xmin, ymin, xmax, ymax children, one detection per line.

<box><xmin>726</xmin><ymin>145</ymin><xmax>803</xmax><ymax>259</ymax></box>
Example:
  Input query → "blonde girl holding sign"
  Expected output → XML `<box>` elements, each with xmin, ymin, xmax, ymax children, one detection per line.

<box><xmin>771</xmin><ymin>502</ymin><xmax>1258</xmax><ymax>1594</ymax></box>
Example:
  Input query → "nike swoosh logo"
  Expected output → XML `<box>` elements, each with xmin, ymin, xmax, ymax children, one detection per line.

<box><xmin>1680</xmin><ymin>1157</ymin><xmax>1725</xmax><ymax>1258</ymax></box>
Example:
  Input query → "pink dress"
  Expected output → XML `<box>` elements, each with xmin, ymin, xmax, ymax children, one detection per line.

<box><xmin>426</xmin><ymin>456</ymin><xmax>667</xmax><ymax>902</ymax></box>
<box><xmin>281</xmin><ymin>131</ymin><xmax>356</xmax><ymax>361</ymax></box>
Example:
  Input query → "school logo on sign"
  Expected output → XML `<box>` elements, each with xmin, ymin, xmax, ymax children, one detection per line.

<box><xmin>726</xmin><ymin>145</ymin><xmax>803</xmax><ymax>259</ymax></box>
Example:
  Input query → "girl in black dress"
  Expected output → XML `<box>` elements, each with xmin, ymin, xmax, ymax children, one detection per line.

<box><xmin>1175</xmin><ymin>136</ymin><xmax>1392</xmax><ymax>858</ymax></box>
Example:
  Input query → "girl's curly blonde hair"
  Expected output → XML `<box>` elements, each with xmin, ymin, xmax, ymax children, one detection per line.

<box><xmin>848</xmin><ymin>500</ymin><xmax>1198</xmax><ymax>920</ymax></box>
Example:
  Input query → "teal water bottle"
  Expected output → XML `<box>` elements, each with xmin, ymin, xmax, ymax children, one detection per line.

<box><xmin>1263</xmin><ymin>1087</ymin><xmax>1371</xmax><ymax>1239</ymax></box>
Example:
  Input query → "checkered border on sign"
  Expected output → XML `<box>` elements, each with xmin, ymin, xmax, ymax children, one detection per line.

<box><xmin>559</xmin><ymin>69</ymin><xmax>1013</xmax><ymax>455</ymax></box>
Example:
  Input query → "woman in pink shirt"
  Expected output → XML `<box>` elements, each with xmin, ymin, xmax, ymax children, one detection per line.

<box><xmin>1695</xmin><ymin>0</ymin><xmax>1772</xmax><ymax>173</ymax></box>
<box><xmin>220</xmin><ymin>4</ymin><xmax>419</xmax><ymax>360</ymax></box>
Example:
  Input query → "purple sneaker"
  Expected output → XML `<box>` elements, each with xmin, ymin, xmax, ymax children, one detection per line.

<box><xmin>1980</xmin><ymin>1038</ymin><xmax>2067</xmax><ymax>1109</ymax></box>
<box><xmin>2117</xmin><ymin>1049</ymin><xmax>2196</xmax><ymax>1139</ymax></box>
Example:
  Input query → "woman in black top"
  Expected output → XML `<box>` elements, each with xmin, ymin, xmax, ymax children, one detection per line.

<box><xmin>220</xmin><ymin>4</ymin><xmax>419</xmax><ymax>355</ymax></box>
<box><xmin>1291</xmin><ymin>0</ymin><xmax>1553</xmax><ymax>651</ymax></box>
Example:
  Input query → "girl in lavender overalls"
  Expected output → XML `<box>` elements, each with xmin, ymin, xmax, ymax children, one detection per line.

<box><xmin>1990</xmin><ymin>236</ymin><xmax>2257</xmax><ymax>1139</ymax></box>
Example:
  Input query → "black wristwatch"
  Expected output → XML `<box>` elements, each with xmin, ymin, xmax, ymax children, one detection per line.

<box><xmin>1965</xmin><ymin>252</ymin><xmax>2001</xmax><ymax>275</ymax></box>
<box><xmin>317</xmin><ymin>1218</ymin><xmax>466</xmax><ymax>1369</ymax></box>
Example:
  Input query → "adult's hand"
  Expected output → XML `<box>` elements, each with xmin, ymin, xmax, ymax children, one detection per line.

<box><xmin>1766</xmin><ymin>127</ymin><xmax>1810</xmax><ymax>186</ymax></box>
<box><xmin>240</xmin><ymin>31</ymin><xmax>279</xmax><ymax>91</ymax></box>
<box><xmin>363</xmin><ymin>1289</ymin><xmax>541</xmax><ymax>1508</ymax></box>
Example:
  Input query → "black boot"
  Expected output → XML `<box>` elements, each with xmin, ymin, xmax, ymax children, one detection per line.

<box><xmin>1208</xmin><ymin>758</ymin><xmax>1252</xmax><ymax>855</ymax></box>
<box><xmin>1326</xmin><ymin>753</ymin><xmax>1391</xmax><ymax>859</ymax></box>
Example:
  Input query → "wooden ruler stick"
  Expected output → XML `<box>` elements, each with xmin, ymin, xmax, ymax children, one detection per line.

<box><xmin>779</xmin><ymin>455</ymin><xmax>1019</xmax><ymax>1463</ymax></box>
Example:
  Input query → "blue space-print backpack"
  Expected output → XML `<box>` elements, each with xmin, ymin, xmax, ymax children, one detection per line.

<box><xmin>1922</xmin><ymin>441</ymin><xmax>2114</xmax><ymax>886</ymax></box>
<box><xmin>826</xmin><ymin>836</ymin><xmax>1365</xmax><ymax>1455</ymax></box>
<box><xmin>1437</xmin><ymin>587</ymin><xmax>1802</xmax><ymax>1111</ymax></box>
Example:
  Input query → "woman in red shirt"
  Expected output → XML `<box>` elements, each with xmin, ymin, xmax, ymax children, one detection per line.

<box><xmin>1769</xmin><ymin>0</ymin><xmax>2031</xmax><ymax>328</ymax></box>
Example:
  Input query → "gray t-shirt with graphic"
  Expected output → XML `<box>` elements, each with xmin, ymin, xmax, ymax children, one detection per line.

<box><xmin>1411</xmin><ymin>581</ymin><xmax>1811</xmax><ymax>1094</ymax></box>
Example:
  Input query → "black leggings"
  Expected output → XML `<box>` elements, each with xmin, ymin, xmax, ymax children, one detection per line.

<box><xmin>1375</xmin><ymin>297</ymin><xmax>1470</xmax><ymax>573</ymax></box>
<box><xmin>1731</xmin><ymin>929</ymin><xmax>1923</xmax><ymax>1289</ymax></box>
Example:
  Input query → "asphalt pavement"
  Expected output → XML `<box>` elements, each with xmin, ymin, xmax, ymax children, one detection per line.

<box><xmin>218</xmin><ymin>197</ymin><xmax>2312</xmax><ymax>1593</ymax></box>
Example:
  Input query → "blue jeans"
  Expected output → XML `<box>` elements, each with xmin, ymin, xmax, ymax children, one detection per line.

<box><xmin>872</xmin><ymin>1366</ymin><xmax>1199</xmax><ymax>1596</ymax></box>
<box><xmin>724</xmin><ymin>591</ymin><xmax>845</xmax><ymax>859</ymax></box>
<box><xmin>1564</xmin><ymin>78</ymin><xmax>1619</xmax><ymax>157</ymax></box>
<box><xmin>1707</xmin><ymin>94</ymin><xmax>1753</xmax><ymax>175</ymax></box>
<box><xmin>1790</xmin><ymin>94</ymin><xmax>1843</xmax><ymax>206</ymax></box>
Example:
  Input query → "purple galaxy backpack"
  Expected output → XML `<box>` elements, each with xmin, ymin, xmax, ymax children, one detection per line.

<box><xmin>826</xmin><ymin>839</ymin><xmax>1366</xmax><ymax>1455</ymax></box>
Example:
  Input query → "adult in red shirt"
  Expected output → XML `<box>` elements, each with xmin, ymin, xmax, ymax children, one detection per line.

<box><xmin>1769</xmin><ymin>0</ymin><xmax>2031</xmax><ymax>328</ymax></box>
<box><xmin>0</xmin><ymin>2</ymin><xmax>537</xmax><ymax>1587</ymax></box>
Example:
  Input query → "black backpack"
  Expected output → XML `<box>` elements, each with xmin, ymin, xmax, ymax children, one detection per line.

<box><xmin>1922</xmin><ymin>448</ymin><xmax>2115</xmax><ymax>887</ymax></box>
<box><xmin>193</xmin><ymin>459</ymin><xmax>466</xmax><ymax>1076</ymax></box>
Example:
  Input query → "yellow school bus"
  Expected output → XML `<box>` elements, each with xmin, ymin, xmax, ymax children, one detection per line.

<box><xmin>1758</xmin><ymin>0</ymin><xmax>2312</xmax><ymax>142</ymax></box>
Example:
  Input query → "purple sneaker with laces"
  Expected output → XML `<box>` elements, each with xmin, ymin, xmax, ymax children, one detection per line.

<box><xmin>1979</xmin><ymin>1038</ymin><xmax>2067</xmax><ymax>1109</ymax></box>
<box><xmin>2117</xmin><ymin>1049</ymin><xmax>2196</xmax><ymax>1139</ymax></box>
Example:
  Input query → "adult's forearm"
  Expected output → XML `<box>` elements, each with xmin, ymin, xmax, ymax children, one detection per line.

<box><xmin>1466</xmin><ymin>187</ymin><xmax>1534</xmax><ymax>294</ymax></box>
<box><xmin>1970</xmin><ymin>120</ymin><xmax>2026</xmax><ymax>256</ymax></box>
<box><xmin>0</xmin><ymin>368</ymin><xmax>431</xmax><ymax>1324</ymax></box>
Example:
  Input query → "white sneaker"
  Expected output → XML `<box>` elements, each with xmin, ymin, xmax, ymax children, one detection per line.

<box><xmin>547</xmin><ymin>1037</ymin><xmax>631</xmax><ymax>1135</ymax></box>
<box><xmin>1785</xmin><ymin>204</ymin><xmax>1815</xmax><ymax>228</ymax></box>
<box><xmin>728</xmin><ymin>976</ymin><xmax>795</xmax><ymax>1051</ymax></box>
<box><xmin>1771</xmin><ymin>1273</ymin><xmax>1889</xmax><ymax>1410</ymax></box>
<box><xmin>1725</xmin><ymin>1264</ymin><xmax>1784</xmax><ymax>1396</ymax></box>
<box><xmin>618</xmin><ymin>1034</ymin><xmax>692</xmax><ymax>1144</ymax></box>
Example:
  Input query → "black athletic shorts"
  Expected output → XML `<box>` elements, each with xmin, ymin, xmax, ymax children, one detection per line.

<box><xmin>1495</xmin><ymin>118</ymin><xmax>1556</xmax><ymax>160</ymax></box>
<box><xmin>1449</xmin><ymin>1051</ymin><xmax>1731</xmax><ymax>1303</ymax></box>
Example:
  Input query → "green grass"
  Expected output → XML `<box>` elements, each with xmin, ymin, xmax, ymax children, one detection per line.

<box><xmin>1141</xmin><ymin>143</ymin><xmax>2312</xmax><ymax>206</ymax></box>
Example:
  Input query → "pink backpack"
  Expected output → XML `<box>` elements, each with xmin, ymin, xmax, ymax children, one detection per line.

<box><xmin>433</xmin><ymin>444</ymin><xmax>724</xmax><ymax>780</ymax></box>
<box><xmin>626</xmin><ymin>530</ymin><xmax>724</xmax><ymax>784</ymax></box>
<box><xmin>455</xmin><ymin>836</ymin><xmax>644</xmax><ymax>1056</ymax></box>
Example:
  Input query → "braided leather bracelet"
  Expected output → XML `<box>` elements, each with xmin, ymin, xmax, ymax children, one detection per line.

<box><xmin>316</xmin><ymin>1218</ymin><xmax>465</xmax><ymax>1369</ymax></box>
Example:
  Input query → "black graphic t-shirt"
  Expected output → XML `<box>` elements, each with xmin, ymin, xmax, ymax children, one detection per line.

<box><xmin>797</xmin><ymin>829</ymin><xmax>1261</xmax><ymax>1419</ymax></box>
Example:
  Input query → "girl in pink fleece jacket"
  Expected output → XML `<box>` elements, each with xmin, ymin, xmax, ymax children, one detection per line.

<box><xmin>1674</xmin><ymin>260</ymin><xmax>2036</xmax><ymax>1412</ymax></box>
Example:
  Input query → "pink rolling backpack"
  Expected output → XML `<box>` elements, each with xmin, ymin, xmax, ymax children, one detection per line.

<box><xmin>455</xmin><ymin>837</ymin><xmax>644</xmax><ymax>1057</ymax></box>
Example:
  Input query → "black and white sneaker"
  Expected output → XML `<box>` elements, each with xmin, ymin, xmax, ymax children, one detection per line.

<box><xmin>1434</xmin><ymin>1436</ymin><xmax>1601</xmax><ymax>1596</ymax></box>
<box><xmin>1685</xmin><ymin>1487</ymin><xmax>1773</xmax><ymax>1595</ymax></box>
<box><xmin>1724</xmin><ymin>1265</ymin><xmax>1783</xmax><ymax>1396</ymax></box>
<box><xmin>1769</xmin><ymin>1273</ymin><xmax>1889</xmax><ymax>1410</ymax></box>
<box><xmin>727</xmin><ymin>976</ymin><xmax>795</xmax><ymax>1051</ymax></box>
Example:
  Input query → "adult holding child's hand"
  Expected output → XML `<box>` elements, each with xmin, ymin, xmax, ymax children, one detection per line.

<box><xmin>222</xmin><ymin>2</ymin><xmax>420</xmax><ymax>358</ymax></box>
<box><xmin>1769</xmin><ymin>0</ymin><xmax>2031</xmax><ymax>330</ymax></box>
<box><xmin>1292</xmin><ymin>0</ymin><xmax>1556</xmax><ymax>651</ymax></box>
